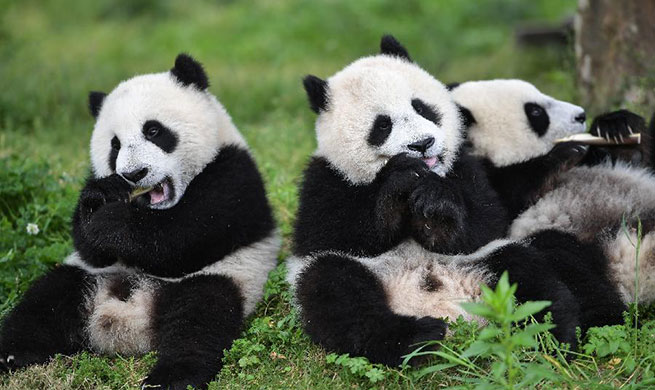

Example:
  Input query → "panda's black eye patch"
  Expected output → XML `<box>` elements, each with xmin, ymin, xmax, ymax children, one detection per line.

<box><xmin>524</xmin><ymin>102</ymin><xmax>550</xmax><ymax>137</ymax></box>
<box><xmin>411</xmin><ymin>98</ymin><xmax>442</xmax><ymax>126</ymax></box>
<box><xmin>368</xmin><ymin>115</ymin><xmax>393</xmax><ymax>147</ymax></box>
<box><xmin>109</xmin><ymin>136</ymin><xmax>120</xmax><ymax>172</ymax></box>
<box><xmin>142</xmin><ymin>120</ymin><xmax>178</xmax><ymax>153</ymax></box>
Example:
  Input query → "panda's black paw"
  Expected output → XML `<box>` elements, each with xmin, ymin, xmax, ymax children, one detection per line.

<box><xmin>408</xmin><ymin>176</ymin><xmax>466</xmax><ymax>246</ymax></box>
<box><xmin>0</xmin><ymin>354</ymin><xmax>13</xmax><ymax>374</ymax></box>
<box><xmin>408</xmin><ymin>176</ymin><xmax>467</xmax><ymax>252</ymax></box>
<box><xmin>142</xmin><ymin>361</ymin><xmax>215</xmax><ymax>390</ymax></box>
<box><xmin>590</xmin><ymin>109</ymin><xmax>645</xmax><ymax>143</ymax></box>
<box><xmin>409</xmin><ymin>178</ymin><xmax>465</xmax><ymax>220</ymax></box>
<box><xmin>0</xmin><ymin>351</ymin><xmax>41</xmax><ymax>373</ymax></box>
<box><xmin>546</xmin><ymin>141</ymin><xmax>588</xmax><ymax>170</ymax></box>
<box><xmin>375</xmin><ymin>154</ymin><xmax>430</xmax><ymax>231</ymax></box>
<box><xmin>378</xmin><ymin>153</ymin><xmax>430</xmax><ymax>191</ymax></box>
<box><xmin>79</xmin><ymin>174</ymin><xmax>132</xmax><ymax>219</ymax></box>
<box><xmin>403</xmin><ymin>316</ymin><xmax>448</xmax><ymax>367</ymax></box>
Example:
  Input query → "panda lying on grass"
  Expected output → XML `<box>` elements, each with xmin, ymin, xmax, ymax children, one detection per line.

<box><xmin>0</xmin><ymin>54</ymin><xmax>280</xmax><ymax>390</ymax></box>
<box><xmin>286</xmin><ymin>35</ymin><xmax>623</xmax><ymax>366</ymax></box>
<box><xmin>451</xmin><ymin>79</ymin><xmax>655</xmax><ymax>312</ymax></box>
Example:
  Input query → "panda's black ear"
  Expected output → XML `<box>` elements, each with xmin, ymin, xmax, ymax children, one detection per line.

<box><xmin>303</xmin><ymin>75</ymin><xmax>329</xmax><ymax>114</ymax></box>
<box><xmin>446</xmin><ymin>82</ymin><xmax>461</xmax><ymax>91</ymax></box>
<box><xmin>88</xmin><ymin>91</ymin><xmax>107</xmax><ymax>119</ymax></box>
<box><xmin>380</xmin><ymin>34</ymin><xmax>412</xmax><ymax>61</ymax></box>
<box><xmin>171</xmin><ymin>53</ymin><xmax>209</xmax><ymax>90</ymax></box>
<box><xmin>457</xmin><ymin>104</ymin><xmax>476</xmax><ymax>130</ymax></box>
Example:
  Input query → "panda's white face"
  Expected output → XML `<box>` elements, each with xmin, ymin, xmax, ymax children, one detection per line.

<box><xmin>451</xmin><ymin>79</ymin><xmax>586</xmax><ymax>167</ymax></box>
<box><xmin>314</xmin><ymin>55</ymin><xmax>462</xmax><ymax>184</ymax></box>
<box><xmin>90</xmin><ymin>72</ymin><xmax>245</xmax><ymax>209</ymax></box>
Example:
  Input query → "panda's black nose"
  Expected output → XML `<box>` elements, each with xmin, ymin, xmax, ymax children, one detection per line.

<box><xmin>575</xmin><ymin>112</ymin><xmax>586</xmax><ymax>123</ymax></box>
<box><xmin>122</xmin><ymin>168</ymin><xmax>148</xmax><ymax>183</ymax></box>
<box><xmin>407</xmin><ymin>137</ymin><xmax>435</xmax><ymax>154</ymax></box>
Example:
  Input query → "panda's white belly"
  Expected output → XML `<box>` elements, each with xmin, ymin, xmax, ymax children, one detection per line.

<box><xmin>510</xmin><ymin>163</ymin><xmax>655</xmax><ymax>305</ymax></box>
<box><xmin>64</xmin><ymin>231</ymin><xmax>280</xmax><ymax>355</ymax></box>
<box><xmin>360</xmin><ymin>240</ymin><xmax>501</xmax><ymax>323</ymax></box>
<box><xmin>87</xmin><ymin>273</ymin><xmax>157</xmax><ymax>355</ymax></box>
<box><xmin>287</xmin><ymin>239</ymin><xmax>504</xmax><ymax>325</ymax></box>
<box><xmin>64</xmin><ymin>252</ymin><xmax>157</xmax><ymax>355</ymax></box>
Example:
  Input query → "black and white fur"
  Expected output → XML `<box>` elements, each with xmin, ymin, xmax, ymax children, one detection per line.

<box><xmin>0</xmin><ymin>54</ymin><xmax>280</xmax><ymax>390</ymax></box>
<box><xmin>450</xmin><ymin>79</ymin><xmax>655</xmax><ymax>309</ymax></box>
<box><xmin>286</xmin><ymin>37</ymin><xmax>612</xmax><ymax>366</ymax></box>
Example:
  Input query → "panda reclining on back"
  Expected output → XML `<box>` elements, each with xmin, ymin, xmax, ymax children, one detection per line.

<box><xmin>0</xmin><ymin>54</ymin><xmax>280</xmax><ymax>390</ymax></box>
<box><xmin>286</xmin><ymin>36</ymin><xmax>622</xmax><ymax>366</ymax></box>
<box><xmin>450</xmin><ymin>79</ymin><xmax>655</xmax><ymax>311</ymax></box>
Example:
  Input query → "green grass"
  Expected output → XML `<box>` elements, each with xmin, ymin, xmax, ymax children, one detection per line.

<box><xmin>2</xmin><ymin>0</ymin><xmax>654</xmax><ymax>388</ymax></box>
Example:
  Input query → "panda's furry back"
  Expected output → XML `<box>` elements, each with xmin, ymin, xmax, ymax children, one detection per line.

<box><xmin>511</xmin><ymin>162</ymin><xmax>655</xmax><ymax>304</ymax></box>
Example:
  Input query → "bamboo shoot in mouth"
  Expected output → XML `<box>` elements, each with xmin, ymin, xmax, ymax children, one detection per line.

<box><xmin>129</xmin><ymin>186</ymin><xmax>154</xmax><ymax>201</ymax></box>
<box><xmin>555</xmin><ymin>133</ymin><xmax>641</xmax><ymax>145</ymax></box>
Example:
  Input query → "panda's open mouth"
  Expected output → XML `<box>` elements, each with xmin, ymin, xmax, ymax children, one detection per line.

<box><xmin>131</xmin><ymin>178</ymin><xmax>174</xmax><ymax>206</ymax></box>
<box><xmin>147</xmin><ymin>178</ymin><xmax>174</xmax><ymax>205</ymax></box>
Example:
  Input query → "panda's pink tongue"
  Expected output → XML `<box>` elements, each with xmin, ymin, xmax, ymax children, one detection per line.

<box><xmin>422</xmin><ymin>157</ymin><xmax>438</xmax><ymax>169</ymax></box>
<box><xmin>150</xmin><ymin>186</ymin><xmax>165</xmax><ymax>205</ymax></box>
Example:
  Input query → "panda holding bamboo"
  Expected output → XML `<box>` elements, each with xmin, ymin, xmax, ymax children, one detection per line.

<box><xmin>450</xmin><ymin>79</ymin><xmax>655</xmax><ymax>313</ymax></box>
<box><xmin>0</xmin><ymin>54</ymin><xmax>280</xmax><ymax>390</ymax></box>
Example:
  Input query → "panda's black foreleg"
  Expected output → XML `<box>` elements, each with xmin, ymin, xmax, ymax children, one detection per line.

<box><xmin>483</xmin><ymin>243</ymin><xmax>581</xmax><ymax>348</ymax></box>
<box><xmin>296</xmin><ymin>254</ymin><xmax>447</xmax><ymax>367</ymax></box>
<box><xmin>143</xmin><ymin>274</ymin><xmax>244</xmax><ymax>390</ymax></box>
<box><xmin>0</xmin><ymin>265</ymin><xmax>90</xmax><ymax>372</ymax></box>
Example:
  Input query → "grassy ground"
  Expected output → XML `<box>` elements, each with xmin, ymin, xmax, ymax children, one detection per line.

<box><xmin>2</xmin><ymin>0</ymin><xmax>654</xmax><ymax>389</ymax></box>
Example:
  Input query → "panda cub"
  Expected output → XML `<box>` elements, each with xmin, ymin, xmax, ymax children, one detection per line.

<box><xmin>0</xmin><ymin>54</ymin><xmax>279</xmax><ymax>390</ymax></box>
<box><xmin>286</xmin><ymin>36</ymin><xmax>610</xmax><ymax>366</ymax></box>
<box><xmin>451</xmin><ymin>79</ymin><xmax>655</xmax><ymax>308</ymax></box>
<box><xmin>449</xmin><ymin>79</ymin><xmax>648</xmax><ymax>219</ymax></box>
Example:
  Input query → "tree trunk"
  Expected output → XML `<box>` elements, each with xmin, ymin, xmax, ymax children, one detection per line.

<box><xmin>575</xmin><ymin>0</ymin><xmax>655</xmax><ymax>113</ymax></box>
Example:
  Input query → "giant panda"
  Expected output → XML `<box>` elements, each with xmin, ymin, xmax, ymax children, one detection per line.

<box><xmin>286</xmin><ymin>36</ymin><xmax>623</xmax><ymax>367</ymax></box>
<box><xmin>0</xmin><ymin>54</ymin><xmax>280</xmax><ymax>390</ymax></box>
<box><xmin>450</xmin><ymin>79</ymin><xmax>655</xmax><ymax>308</ymax></box>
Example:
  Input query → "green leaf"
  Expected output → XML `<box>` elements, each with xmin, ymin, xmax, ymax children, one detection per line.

<box><xmin>521</xmin><ymin>362</ymin><xmax>559</xmax><ymax>385</ymax></box>
<box><xmin>431</xmin><ymin>351</ymin><xmax>475</xmax><ymax>368</ymax></box>
<box><xmin>461</xmin><ymin>302</ymin><xmax>496</xmax><ymax>319</ymax></box>
<box><xmin>511</xmin><ymin>300</ymin><xmax>551</xmax><ymax>321</ymax></box>
<box><xmin>415</xmin><ymin>362</ymin><xmax>458</xmax><ymax>378</ymax></box>
<box><xmin>625</xmin><ymin>355</ymin><xmax>637</xmax><ymax>372</ymax></box>
<box><xmin>521</xmin><ymin>323</ymin><xmax>555</xmax><ymax>337</ymax></box>
<box><xmin>325</xmin><ymin>353</ymin><xmax>338</xmax><ymax>364</ymax></box>
<box><xmin>478</xmin><ymin>326</ymin><xmax>502</xmax><ymax>341</ymax></box>
<box><xmin>461</xmin><ymin>340</ymin><xmax>492</xmax><ymax>358</ymax></box>
<box><xmin>509</xmin><ymin>331</ymin><xmax>539</xmax><ymax>348</ymax></box>
<box><xmin>364</xmin><ymin>368</ymin><xmax>386</xmax><ymax>383</ymax></box>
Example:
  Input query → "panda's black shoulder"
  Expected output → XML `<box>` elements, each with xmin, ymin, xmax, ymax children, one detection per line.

<box><xmin>298</xmin><ymin>156</ymin><xmax>350</xmax><ymax>189</ymax></box>
<box><xmin>450</xmin><ymin>148</ymin><xmax>488</xmax><ymax>177</ymax></box>
<box><xmin>294</xmin><ymin>155</ymin><xmax>361</xmax><ymax>225</ymax></box>
<box><xmin>179</xmin><ymin>143</ymin><xmax>274</xmax><ymax>226</ymax></box>
<box><xmin>186</xmin><ymin>144</ymin><xmax>263</xmax><ymax>191</ymax></box>
<box><xmin>294</xmin><ymin>156</ymin><xmax>386</xmax><ymax>256</ymax></box>
<box><xmin>204</xmin><ymin>144</ymin><xmax>255</xmax><ymax>172</ymax></box>
<box><xmin>451</xmin><ymin>150</ymin><xmax>501</xmax><ymax>199</ymax></box>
